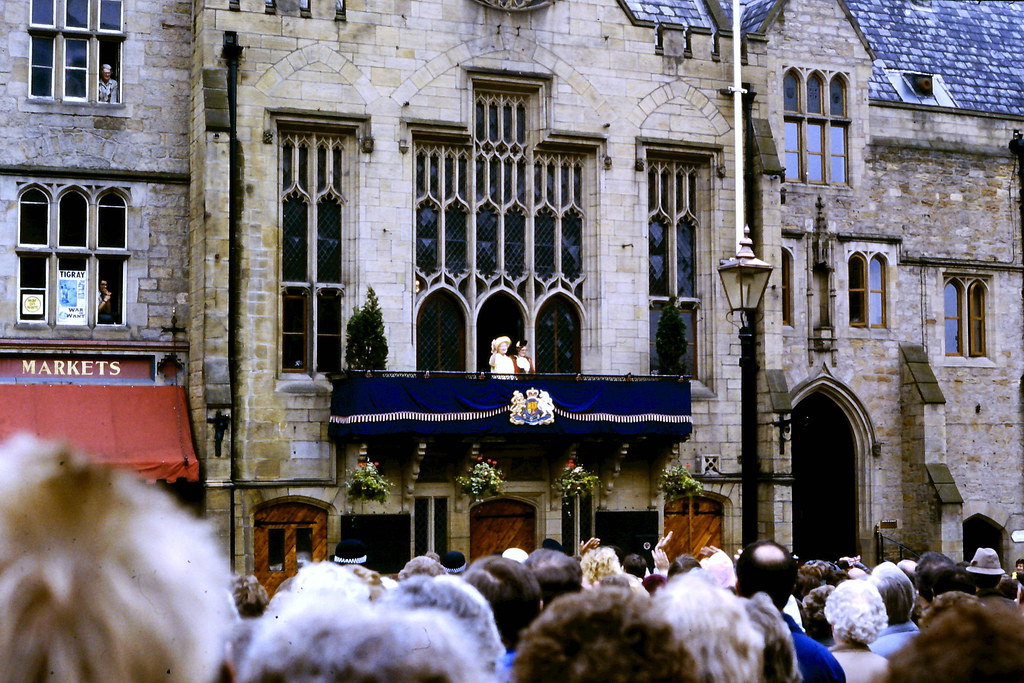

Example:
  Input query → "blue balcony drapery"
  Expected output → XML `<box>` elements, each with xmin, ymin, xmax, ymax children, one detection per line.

<box><xmin>329</xmin><ymin>375</ymin><xmax>692</xmax><ymax>438</ymax></box>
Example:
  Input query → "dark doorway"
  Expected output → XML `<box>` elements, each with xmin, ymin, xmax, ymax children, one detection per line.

<box><xmin>340</xmin><ymin>513</ymin><xmax>411</xmax><ymax>575</ymax></box>
<box><xmin>476</xmin><ymin>293</ymin><xmax>524</xmax><ymax>371</ymax></box>
<box><xmin>792</xmin><ymin>392</ymin><xmax>857</xmax><ymax>562</ymax></box>
<box><xmin>595</xmin><ymin>510</ymin><xmax>659</xmax><ymax>570</ymax></box>
<box><xmin>963</xmin><ymin>515</ymin><xmax>1003</xmax><ymax>566</ymax></box>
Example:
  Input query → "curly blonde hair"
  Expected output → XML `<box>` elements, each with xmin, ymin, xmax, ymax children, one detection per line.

<box><xmin>580</xmin><ymin>546</ymin><xmax>622</xmax><ymax>585</ymax></box>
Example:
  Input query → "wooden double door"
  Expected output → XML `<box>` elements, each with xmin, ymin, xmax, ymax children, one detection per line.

<box><xmin>663</xmin><ymin>496</ymin><xmax>723</xmax><ymax>560</ymax></box>
<box><xmin>254</xmin><ymin>502</ymin><xmax>328</xmax><ymax>597</ymax></box>
<box><xmin>470</xmin><ymin>499</ymin><xmax>536</xmax><ymax>560</ymax></box>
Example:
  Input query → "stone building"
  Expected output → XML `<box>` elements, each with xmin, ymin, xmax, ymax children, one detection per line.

<box><xmin>0</xmin><ymin>1</ymin><xmax>200</xmax><ymax>496</ymax></box>
<box><xmin>4</xmin><ymin>0</ymin><xmax>1024</xmax><ymax>585</ymax></box>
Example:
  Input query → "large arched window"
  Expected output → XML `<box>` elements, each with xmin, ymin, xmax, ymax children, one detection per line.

<box><xmin>416</xmin><ymin>292</ymin><xmax>465</xmax><ymax>371</ymax></box>
<box><xmin>536</xmin><ymin>297</ymin><xmax>580</xmax><ymax>373</ymax></box>
<box><xmin>279</xmin><ymin>131</ymin><xmax>347</xmax><ymax>374</ymax></box>
<box><xmin>784</xmin><ymin>69</ymin><xmax>849</xmax><ymax>184</ymax></box>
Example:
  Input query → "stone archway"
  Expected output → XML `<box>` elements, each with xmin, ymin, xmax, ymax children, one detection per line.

<box><xmin>791</xmin><ymin>392</ymin><xmax>857</xmax><ymax>562</ymax></box>
<box><xmin>963</xmin><ymin>515</ymin><xmax>1004</xmax><ymax>566</ymax></box>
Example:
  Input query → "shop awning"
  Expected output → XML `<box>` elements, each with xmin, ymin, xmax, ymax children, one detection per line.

<box><xmin>0</xmin><ymin>384</ymin><xmax>199</xmax><ymax>482</ymax></box>
<box><xmin>329</xmin><ymin>374</ymin><xmax>692</xmax><ymax>439</ymax></box>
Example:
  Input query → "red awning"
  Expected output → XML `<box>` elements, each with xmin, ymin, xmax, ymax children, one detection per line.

<box><xmin>0</xmin><ymin>384</ymin><xmax>199</xmax><ymax>482</ymax></box>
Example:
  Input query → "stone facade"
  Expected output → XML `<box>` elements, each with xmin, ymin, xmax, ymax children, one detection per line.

<box><xmin>4</xmin><ymin>0</ymin><xmax>1023</xmax><ymax>577</ymax></box>
<box><xmin>0</xmin><ymin>0</ymin><xmax>193</xmax><ymax>455</ymax></box>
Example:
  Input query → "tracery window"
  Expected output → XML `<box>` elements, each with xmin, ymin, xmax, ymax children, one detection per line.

<box><xmin>784</xmin><ymin>69</ymin><xmax>849</xmax><ymax>185</ymax></box>
<box><xmin>414</xmin><ymin>88</ymin><xmax>586</xmax><ymax>371</ymax></box>
<box><xmin>647</xmin><ymin>158</ymin><xmax>701</xmax><ymax>376</ymax></box>
<box><xmin>279</xmin><ymin>131</ymin><xmax>346</xmax><ymax>374</ymax></box>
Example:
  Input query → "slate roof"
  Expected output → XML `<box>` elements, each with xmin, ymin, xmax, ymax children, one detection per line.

<box><xmin>717</xmin><ymin>0</ymin><xmax>775</xmax><ymax>31</ymax></box>
<box><xmin>843</xmin><ymin>0</ymin><xmax>1024</xmax><ymax>116</ymax></box>
<box><xmin>621</xmin><ymin>0</ymin><xmax>714</xmax><ymax>26</ymax></box>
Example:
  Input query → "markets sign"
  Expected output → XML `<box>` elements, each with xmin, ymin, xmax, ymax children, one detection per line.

<box><xmin>0</xmin><ymin>355</ymin><xmax>154</xmax><ymax>381</ymax></box>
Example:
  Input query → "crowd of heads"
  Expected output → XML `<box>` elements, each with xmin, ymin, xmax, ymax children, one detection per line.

<box><xmin>2</xmin><ymin>435</ymin><xmax>1024</xmax><ymax>682</ymax></box>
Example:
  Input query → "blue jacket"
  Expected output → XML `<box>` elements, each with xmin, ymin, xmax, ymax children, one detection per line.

<box><xmin>783</xmin><ymin>612</ymin><xmax>847</xmax><ymax>683</ymax></box>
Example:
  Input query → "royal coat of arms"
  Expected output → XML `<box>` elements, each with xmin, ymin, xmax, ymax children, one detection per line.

<box><xmin>509</xmin><ymin>388</ymin><xmax>555</xmax><ymax>426</ymax></box>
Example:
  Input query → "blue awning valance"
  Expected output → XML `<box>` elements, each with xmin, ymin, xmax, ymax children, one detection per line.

<box><xmin>329</xmin><ymin>375</ymin><xmax>692</xmax><ymax>438</ymax></box>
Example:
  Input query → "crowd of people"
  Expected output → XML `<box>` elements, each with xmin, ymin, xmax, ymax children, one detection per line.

<box><xmin>2</xmin><ymin>434</ymin><xmax>1024</xmax><ymax>682</ymax></box>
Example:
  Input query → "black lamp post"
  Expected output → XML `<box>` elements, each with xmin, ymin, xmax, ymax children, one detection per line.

<box><xmin>718</xmin><ymin>228</ymin><xmax>773</xmax><ymax>547</ymax></box>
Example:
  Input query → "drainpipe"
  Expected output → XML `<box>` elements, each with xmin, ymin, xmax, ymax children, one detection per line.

<box><xmin>1010</xmin><ymin>130</ymin><xmax>1024</xmax><ymax>520</ymax></box>
<box><xmin>223</xmin><ymin>31</ymin><xmax>243</xmax><ymax>569</ymax></box>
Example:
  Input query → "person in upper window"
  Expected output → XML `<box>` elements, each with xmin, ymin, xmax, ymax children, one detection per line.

<box><xmin>513</xmin><ymin>340</ymin><xmax>535</xmax><ymax>374</ymax></box>
<box><xmin>98</xmin><ymin>64</ymin><xmax>118</xmax><ymax>103</ymax></box>
<box><xmin>489</xmin><ymin>336</ymin><xmax>515</xmax><ymax>375</ymax></box>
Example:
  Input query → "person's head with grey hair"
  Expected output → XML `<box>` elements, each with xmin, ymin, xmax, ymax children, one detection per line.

<box><xmin>825</xmin><ymin>578</ymin><xmax>889</xmax><ymax>645</ymax></box>
<box><xmin>237</xmin><ymin>603</ymin><xmax>490</xmax><ymax>683</ymax></box>
<box><xmin>380</xmin><ymin>575</ymin><xmax>504</xmax><ymax>673</ymax></box>
<box><xmin>268</xmin><ymin>559</ymin><xmax>371</xmax><ymax>616</ymax></box>
<box><xmin>0</xmin><ymin>435</ymin><xmax>234</xmax><ymax>683</ymax></box>
<box><xmin>744</xmin><ymin>592</ymin><xmax>801</xmax><ymax>683</ymax></box>
<box><xmin>398</xmin><ymin>555</ymin><xmax>446</xmax><ymax>581</ymax></box>
<box><xmin>652</xmin><ymin>571</ymin><xmax>764</xmax><ymax>681</ymax></box>
<box><xmin>870</xmin><ymin>561</ymin><xmax>916</xmax><ymax>625</ymax></box>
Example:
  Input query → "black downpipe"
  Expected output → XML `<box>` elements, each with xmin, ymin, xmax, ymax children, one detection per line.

<box><xmin>223</xmin><ymin>31</ymin><xmax>243</xmax><ymax>568</ymax></box>
<box><xmin>740</xmin><ymin>87</ymin><xmax>761</xmax><ymax>546</ymax></box>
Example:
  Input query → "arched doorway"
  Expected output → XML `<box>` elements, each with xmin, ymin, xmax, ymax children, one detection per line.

<box><xmin>963</xmin><ymin>515</ymin><xmax>1003</xmax><ymax>566</ymax></box>
<box><xmin>792</xmin><ymin>392</ymin><xmax>857</xmax><ymax>562</ymax></box>
<box><xmin>477</xmin><ymin>293</ymin><xmax>524</xmax><ymax>372</ymax></box>
<box><xmin>664</xmin><ymin>496</ymin><xmax>723</xmax><ymax>560</ymax></box>
<box><xmin>469</xmin><ymin>499</ymin><xmax>536</xmax><ymax>560</ymax></box>
<box><xmin>254</xmin><ymin>501</ymin><xmax>328</xmax><ymax>597</ymax></box>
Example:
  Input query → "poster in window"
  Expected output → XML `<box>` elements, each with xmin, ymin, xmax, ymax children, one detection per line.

<box><xmin>57</xmin><ymin>270</ymin><xmax>87</xmax><ymax>325</ymax></box>
<box><xmin>21</xmin><ymin>294</ymin><xmax>44</xmax><ymax>317</ymax></box>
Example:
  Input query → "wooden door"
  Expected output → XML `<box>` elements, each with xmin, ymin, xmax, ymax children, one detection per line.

<box><xmin>254</xmin><ymin>502</ymin><xmax>328</xmax><ymax>597</ymax></box>
<box><xmin>664</xmin><ymin>496</ymin><xmax>723</xmax><ymax>562</ymax></box>
<box><xmin>470</xmin><ymin>499</ymin><xmax>536</xmax><ymax>560</ymax></box>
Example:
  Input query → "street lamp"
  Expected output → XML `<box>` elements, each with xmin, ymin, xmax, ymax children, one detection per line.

<box><xmin>718</xmin><ymin>228</ymin><xmax>772</xmax><ymax>547</ymax></box>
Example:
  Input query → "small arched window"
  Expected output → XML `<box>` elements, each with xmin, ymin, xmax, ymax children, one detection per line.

<box><xmin>868</xmin><ymin>255</ymin><xmax>886</xmax><ymax>327</ymax></box>
<box><xmin>97</xmin><ymin>193</ymin><xmax>126</xmax><ymax>249</ymax></box>
<box><xmin>848</xmin><ymin>254</ymin><xmax>867</xmax><ymax>326</ymax></box>
<box><xmin>967</xmin><ymin>281</ymin><xmax>986</xmax><ymax>357</ymax></box>
<box><xmin>58</xmin><ymin>191</ymin><xmax>87</xmax><ymax>247</ymax></box>
<box><xmin>781</xmin><ymin>249</ymin><xmax>794</xmax><ymax>326</ymax></box>
<box><xmin>19</xmin><ymin>188</ymin><xmax>49</xmax><ymax>246</ymax></box>
<box><xmin>807</xmin><ymin>74</ymin><xmax>824</xmax><ymax>114</ymax></box>
<box><xmin>944</xmin><ymin>278</ymin><xmax>987</xmax><ymax>357</ymax></box>
<box><xmin>783</xmin><ymin>71</ymin><xmax>800</xmax><ymax>112</ymax></box>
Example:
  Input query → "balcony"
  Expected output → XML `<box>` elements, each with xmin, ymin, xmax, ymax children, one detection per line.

<box><xmin>329</xmin><ymin>372</ymin><xmax>692</xmax><ymax>440</ymax></box>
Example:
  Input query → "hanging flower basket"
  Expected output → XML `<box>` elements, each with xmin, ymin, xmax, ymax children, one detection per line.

<box><xmin>456</xmin><ymin>458</ymin><xmax>506</xmax><ymax>500</ymax></box>
<box><xmin>657</xmin><ymin>464</ymin><xmax>704</xmax><ymax>502</ymax></box>
<box><xmin>345</xmin><ymin>460</ymin><xmax>393</xmax><ymax>504</ymax></box>
<box><xmin>554</xmin><ymin>461</ymin><xmax>599</xmax><ymax>498</ymax></box>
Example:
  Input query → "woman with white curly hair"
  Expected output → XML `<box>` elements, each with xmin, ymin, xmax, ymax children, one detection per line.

<box><xmin>824</xmin><ymin>578</ymin><xmax>889</xmax><ymax>683</ymax></box>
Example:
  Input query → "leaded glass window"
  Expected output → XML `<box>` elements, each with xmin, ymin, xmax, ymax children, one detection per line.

<box><xmin>414</xmin><ymin>88</ymin><xmax>587</xmax><ymax>372</ymax></box>
<box><xmin>536</xmin><ymin>296</ymin><xmax>579</xmax><ymax>373</ymax></box>
<box><xmin>417</xmin><ymin>293</ymin><xmax>465</xmax><ymax>371</ymax></box>
<box><xmin>647</xmin><ymin>159</ymin><xmax>702</xmax><ymax>376</ymax></box>
<box><xmin>279</xmin><ymin>131</ymin><xmax>347</xmax><ymax>374</ymax></box>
